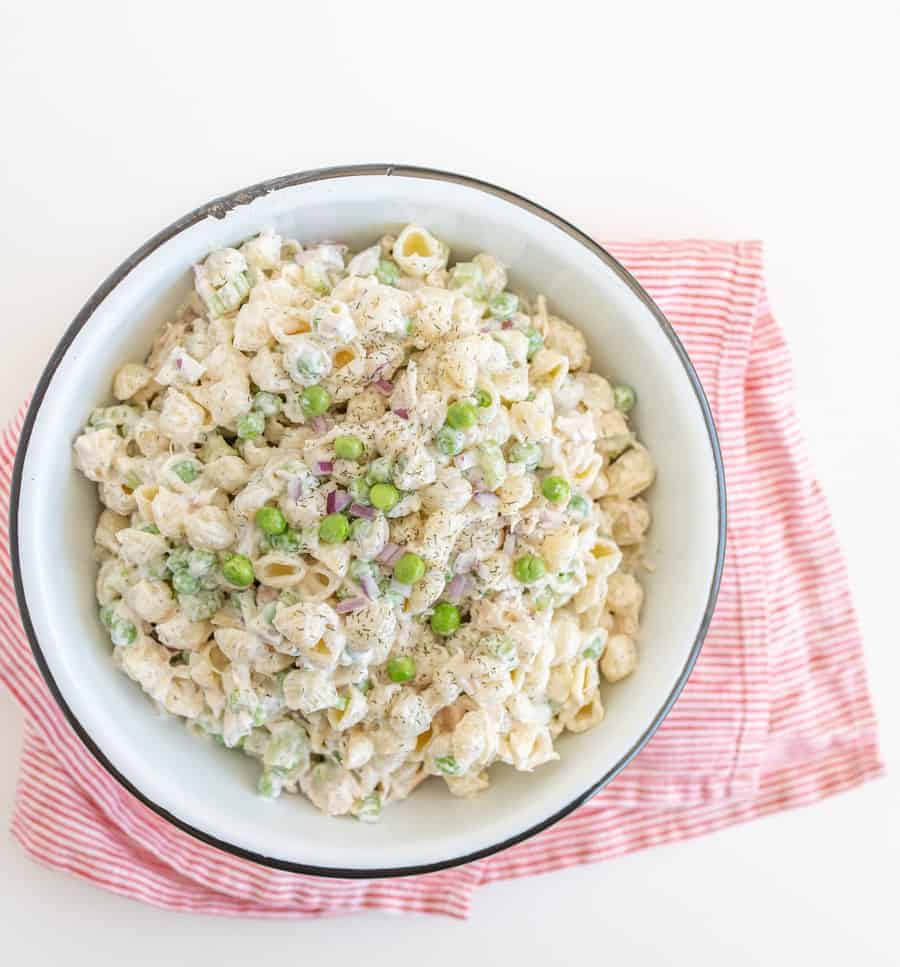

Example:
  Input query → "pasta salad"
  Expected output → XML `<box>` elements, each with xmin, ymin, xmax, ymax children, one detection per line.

<box><xmin>73</xmin><ymin>225</ymin><xmax>655</xmax><ymax>820</ymax></box>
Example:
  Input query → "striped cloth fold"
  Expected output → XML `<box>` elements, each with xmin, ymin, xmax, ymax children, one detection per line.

<box><xmin>0</xmin><ymin>241</ymin><xmax>883</xmax><ymax>917</ymax></box>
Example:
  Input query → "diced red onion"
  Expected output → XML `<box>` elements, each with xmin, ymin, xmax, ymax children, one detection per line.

<box><xmin>287</xmin><ymin>477</ymin><xmax>303</xmax><ymax>500</ymax></box>
<box><xmin>311</xmin><ymin>416</ymin><xmax>328</xmax><ymax>434</ymax></box>
<box><xmin>314</xmin><ymin>461</ymin><xmax>334</xmax><ymax>475</ymax></box>
<box><xmin>501</xmin><ymin>320</ymin><xmax>513</xmax><ymax>330</ymax></box>
<box><xmin>373</xmin><ymin>378</ymin><xmax>394</xmax><ymax>396</ymax></box>
<box><xmin>175</xmin><ymin>355</ymin><xmax>184</xmax><ymax>369</ymax></box>
<box><xmin>503</xmin><ymin>531</ymin><xmax>516</xmax><ymax>556</ymax></box>
<box><xmin>455</xmin><ymin>551</ymin><xmax>476</xmax><ymax>575</ymax></box>
<box><xmin>360</xmin><ymin>573</ymin><xmax>380</xmax><ymax>600</ymax></box>
<box><xmin>473</xmin><ymin>491</ymin><xmax>500</xmax><ymax>509</ymax></box>
<box><xmin>375</xmin><ymin>542</ymin><xmax>400</xmax><ymax>565</ymax></box>
<box><xmin>327</xmin><ymin>489</ymin><xmax>351</xmax><ymax>514</ymax></box>
<box><xmin>336</xmin><ymin>596</ymin><xmax>368</xmax><ymax>614</ymax></box>
<box><xmin>349</xmin><ymin>502</ymin><xmax>375</xmax><ymax>519</ymax></box>
<box><xmin>389</xmin><ymin>579</ymin><xmax>412</xmax><ymax>598</ymax></box>
<box><xmin>375</xmin><ymin>542</ymin><xmax>404</xmax><ymax>567</ymax></box>
<box><xmin>394</xmin><ymin>408</ymin><xmax>410</xmax><ymax>420</ymax></box>
<box><xmin>445</xmin><ymin>573</ymin><xmax>473</xmax><ymax>603</ymax></box>
<box><xmin>454</xmin><ymin>451</ymin><xmax>476</xmax><ymax>471</ymax></box>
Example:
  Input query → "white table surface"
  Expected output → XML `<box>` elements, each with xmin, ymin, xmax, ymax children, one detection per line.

<box><xmin>1</xmin><ymin>1</ymin><xmax>897</xmax><ymax>961</ymax></box>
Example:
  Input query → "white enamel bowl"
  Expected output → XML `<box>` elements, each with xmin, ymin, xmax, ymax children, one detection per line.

<box><xmin>11</xmin><ymin>166</ymin><xmax>725</xmax><ymax>877</ymax></box>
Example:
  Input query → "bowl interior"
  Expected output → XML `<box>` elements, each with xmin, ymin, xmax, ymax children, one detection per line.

<box><xmin>15</xmin><ymin>170</ymin><xmax>722</xmax><ymax>874</ymax></box>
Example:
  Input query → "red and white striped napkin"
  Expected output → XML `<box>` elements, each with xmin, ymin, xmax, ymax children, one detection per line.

<box><xmin>0</xmin><ymin>241</ymin><xmax>883</xmax><ymax>917</ymax></box>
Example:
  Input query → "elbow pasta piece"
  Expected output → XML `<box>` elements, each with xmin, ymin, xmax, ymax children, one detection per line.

<box><xmin>73</xmin><ymin>224</ymin><xmax>654</xmax><ymax>819</ymax></box>
<box><xmin>606</xmin><ymin>445</ymin><xmax>656</xmax><ymax>499</ymax></box>
<box><xmin>73</xmin><ymin>428</ymin><xmax>125</xmax><ymax>483</ymax></box>
<box><xmin>542</xmin><ymin>315</ymin><xmax>590</xmax><ymax>371</ymax></box>
<box><xmin>296</xmin><ymin>563</ymin><xmax>342</xmax><ymax>602</ymax></box>
<box><xmin>113</xmin><ymin>362</ymin><xmax>153</xmax><ymax>401</ymax></box>
<box><xmin>248</xmin><ymin>347</ymin><xmax>293</xmax><ymax>393</ymax></box>
<box><xmin>530</xmin><ymin>348</ymin><xmax>570</xmax><ymax>393</ymax></box>
<box><xmin>94</xmin><ymin>509</ymin><xmax>129</xmax><ymax>555</ymax></box>
<box><xmin>115</xmin><ymin>528</ymin><xmax>169</xmax><ymax>566</ymax></box>
<box><xmin>184</xmin><ymin>505</ymin><xmax>236</xmax><ymax>550</ymax></box>
<box><xmin>600</xmin><ymin>633</ymin><xmax>638</xmax><ymax>683</ymax></box>
<box><xmin>255</xmin><ymin>553</ymin><xmax>307</xmax><ymax>589</ymax></box>
<box><xmin>504</xmin><ymin>722</ymin><xmax>559</xmax><ymax>771</ymax></box>
<box><xmin>392</xmin><ymin>226</ymin><xmax>449</xmax><ymax>278</ymax></box>
<box><xmin>159</xmin><ymin>388</ymin><xmax>210</xmax><ymax>446</ymax></box>
<box><xmin>157</xmin><ymin>613</ymin><xmax>212</xmax><ymax>651</ymax></box>
<box><xmin>149</xmin><ymin>486</ymin><xmax>188</xmax><ymax>539</ymax></box>
<box><xmin>562</xmin><ymin>692</ymin><xmax>605</xmax><ymax>733</ymax></box>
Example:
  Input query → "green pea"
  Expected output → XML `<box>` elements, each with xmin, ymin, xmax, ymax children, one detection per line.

<box><xmin>568</xmin><ymin>494</ymin><xmax>590</xmax><ymax>519</ymax></box>
<box><xmin>173</xmin><ymin>461</ymin><xmax>199</xmax><ymax>483</ymax></box>
<box><xmin>349</xmin><ymin>518</ymin><xmax>373</xmax><ymax>542</ymax></box>
<box><xmin>355</xmin><ymin>792</ymin><xmax>381</xmax><ymax>822</ymax></box>
<box><xmin>222</xmin><ymin>554</ymin><xmax>255</xmax><ymax>588</ymax></box>
<box><xmin>98</xmin><ymin>605</ymin><xmax>114</xmax><ymax>628</ymax></box>
<box><xmin>180</xmin><ymin>589</ymin><xmax>224</xmax><ymax>622</ymax></box>
<box><xmin>514</xmin><ymin>553</ymin><xmax>546</xmax><ymax>584</ymax></box>
<box><xmin>255</xmin><ymin>506</ymin><xmax>287</xmax><ymax>536</ymax></box>
<box><xmin>319</xmin><ymin>513</ymin><xmax>350</xmax><ymax>544</ymax></box>
<box><xmin>110</xmin><ymin>618</ymin><xmax>137</xmax><ymax>647</ymax></box>
<box><xmin>349</xmin><ymin>476</ymin><xmax>371</xmax><ymax>505</ymax></box>
<box><xmin>435</xmin><ymin>755</ymin><xmax>461</xmax><ymax>776</ymax></box>
<box><xmin>237</xmin><ymin>410</ymin><xmax>266</xmax><ymax>440</ymax></box>
<box><xmin>542</xmin><ymin>476</ymin><xmax>571</xmax><ymax>504</ymax></box>
<box><xmin>474</xmin><ymin>388</ymin><xmax>492</xmax><ymax>408</ymax></box>
<box><xmin>301</xmin><ymin>384</ymin><xmax>331</xmax><ymax>417</ymax></box>
<box><xmin>188</xmin><ymin>549</ymin><xmax>218</xmax><ymax>576</ymax></box>
<box><xmin>366</xmin><ymin>456</ymin><xmax>393</xmax><ymax>484</ymax></box>
<box><xmin>476</xmin><ymin>441</ymin><xmax>506</xmax><ymax>490</ymax></box>
<box><xmin>507</xmin><ymin>440</ymin><xmax>542</xmax><ymax>471</ymax></box>
<box><xmin>435</xmin><ymin>425</ymin><xmax>464</xmax><ymax>456</ymax></box>
<box><xmin>147</xmin><ymin>556</ymin><xmax>169</xmax><ymax>580</ymax></box>
<box><xmin>489</xmin><ymin>292</ymin><xmax>519</xmax><ymax>320</ymax></box>
<box><xmin>376</xmin><ymin>259</ymin><xmax>400</xmax><ymax>286</ymax></box>
<box><xmin>387</xmin><ymin>655</ymin><xmax>416</xmax><ymax>683</ymax></box>
<box><xmin>349</xmin><ymin>559</ymin><xmax>377</xmax><ymax>581</ymax></box>
<box><xmin>430</xmin><ymin>602</ymin><xmax>461</xmax><ymax>636</ymax></box>
<box><xmin>270</xmin><ymin>528</ymin><xmax>301</xmax><ymax>553</ymax></box>
<box><xmin>369</xmin><ymin>482</ymin><xmax>400</xmax><ymax>511</ymax></box>
<box><xmin>525</xmin><ymin>328</ymin><xmax>544</xmax><ymax>361</ymax></box>
<box><xmin>166</xmin><ymin>546</ymin><xmax>192</xmax><ymax>572</ymax></box>
<box><xmin>253</xmin><ymin>391</ymin><xmax>282</xmax><ymax>416</ymax></box>
<box><xmin>448</xmin><ymin>262</ymin><xmax>485</xmax><ymax>298</ymax></box>
<box><xmin>446</xmin><ymin>399</ymin><xmax>477</xmax><ymax>430</ymax></box>
<box><xmin>334</xmin><ymin>434</ymin><xmax>365</xmax><ymax>461</ymax></box>
<box><xmin>483</xmin><ymin>634</ymin><xmax>516</xmax><ymax>664</ymax></box>
<box><xmin>172</xmin><ymin>569</ymin><xmax>200</xmax><ymax>595</ymax></box>
<box><xmin>613</xmin><ymin>384</ymin><xmax>637</xmax><ymax>412</ymax></box>
<box><xmin>394</xmin><ymin>552</ymin><xmax>426</xmax><ymax>585</ymax></box>
<box><xmin>257</xmin><ymin>771</ymin><xmax>281</xmax><ymax>799</ymax></box>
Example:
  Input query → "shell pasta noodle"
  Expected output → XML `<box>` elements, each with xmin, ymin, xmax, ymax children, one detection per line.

<box><xmin>73</xmin><ymin>226</ymin><xmax>656</xmax><ymax>821</ymax></box>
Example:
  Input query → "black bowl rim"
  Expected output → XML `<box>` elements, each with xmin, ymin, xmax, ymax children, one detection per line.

<box><xmin>10</xmin><ymin>164</ymin><xmax>727</xmax><ymax>879</ymax></box>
